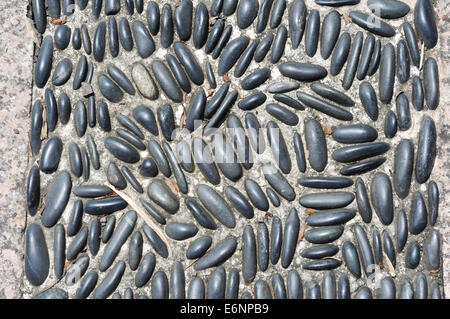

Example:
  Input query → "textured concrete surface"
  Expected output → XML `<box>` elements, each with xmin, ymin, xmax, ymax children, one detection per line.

<box><xmin>0</xmin><ymin>0</ymin><xmax>33</xmax><ymax>298</ymax></box>
<box><xmin>0</xmin><ymin>0</ymin><xmax>448</xmax><ymax>298</ymax></box>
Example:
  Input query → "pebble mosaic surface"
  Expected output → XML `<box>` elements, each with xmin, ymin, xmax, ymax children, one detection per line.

<box><xmin>24</xmin><ymin>0</ymin><xmax>445</xmax><ymax>299</ymax></box>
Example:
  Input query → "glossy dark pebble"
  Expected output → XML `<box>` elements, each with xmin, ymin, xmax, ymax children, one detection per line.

<box><xmin>174</xmin><ymin>41</ymin><xmax>204</xmax><ymax>85</ymax></box>
<box><xmin>299</xmin><ymin>177</ymin><xmax>353</xmax><ymax>189</ymax></box>
<box><xmin>368</xmin><ymin>0</ymin><xmax>410</xmax><ymax>19</ymax></box>
<box><xmin>372</xmin><ymin>228</ymin><xmax>383</xmax><ymax>267</ymax></box>
<box><xmin>166</xmin><ymin>54</ymin><xmax>191</xmax><ymax>94</ymax></box>
<box><xmin>305</xmin><ymin>226</ymin><xmax>344</xmax><ymax>244</ymax></box>
<box><xmin>157</xmin><ymin>104</ymin><xmax>176</xmax><ymax>141</ymax></box>
<box><xmin>218</xmin><ymin>36</ymin><xmax>250</xmax><ymax>76</ymax></box>
<box><xmin>147</xmin><ymin>179</ymin><xmax>179</xmax><ymax>214</ymax></box>
<box><xmin>378</xmin><ymin>277</ymin><xmax>396</xmax><ymax>299</ymax></box>
<box><xmin>65</xmin><ymin>255</ymin><xmax>89</xmax><ymax>286</ymax></box>
<box><xmin>241</xmin><ymin>68</ymin><xmax>271</xmax><ymax>90</ymax></box>
<box><xmin>405</xmin><ymin>240</ymin><xmax>421</xmax><ymax>269</ymax></box>
<box><xmin>353</xmin><ymin>224</ymin><xmax>375</xmax><ymax>277</ymax></box>
<box><xmin>279</xmin><ymin>62</ymin><xmax>327</xmax><ymax>82</ymax></box>
<box><xmin>349</xmin><ymin>11</ymin><xmax>395</xmax><ymax>37</ymax></box>
<box><xmin>393</xmin><ymin>139</ymin><xmax>414</xmax><ymax>199</ymax></box>
<box><xmin>271</xmin><ymin>26</ymin><xmax>288</xmax><ymax>64</ymax></box>
<box><xmin>397</xmin><ymin>39</ymin><xmax>410</xmax><ymax>84</ymax></box>
<box><xmin>84</xmin><ymin>197</ymin><xmax>128</xmax><ymax>215</ymax></box>
<box><xmin>41</xmin><ymin>171</ymin><xmax>71</xmax><ymax>227</ymax></box>
<box><xmin>306</xmin><ymin>209</ymin><xmax>356</xmax><ymax>226</ymax></box>
<box><xmin>303</xmin><ymin>259</ymin><xmax>342</xmax><ymax>271</ymax></box>
<box><xmin>396</xmin><ymin>93</ymin><xmax>411</xmax><ymax>130</ymax></box>
<box><xmin>423</xmin><ymin>57</ymin><xmax>440</xmax><ymax>110</ymax></box>
<box><xmin>355</xmin><ymin>177</ymin><xmax>372</xmax><ymax>223</ymax></box>
<box><xmin>225</xmin><ymin>186</ymin><xmax>254</xmax><ymax>219</ymax></box>
<box><xmin>67</xmin><ymin>226</ymin><xmax>88</xmax><ymax>260</ymax></box>
<box><xmin>415</xmin><ymin>115</ymin><xmax>436</xmax><ymax>184</ymax></box>
<box><xmin>266</xmin><ymin>103</ymin><xmax>298</xmax><ymax>126</ymax></box>
<box><xmin>428</xmin><ymin>181</ymin><xmax>439</xmax><ymax>226</ymax></box>
<box><xmin>25</xmin><ymin>223</ymin><xmax>49</xmax><ymax>286</ymax></box>
<box><xmin>75</xmin><ymin>271</ymin><xmax>98</xmax><ymax>299</ymax></box>
<box><xmin>296</xmin><ymin>92</ymin><xmax>353</xmax><ymax>121</ymax></box>
<box><xmin>333</xmin><ymin>142</ymin><xmax>389</xmax><ymax>163</ymax></box>
<box><xmin>40</xmin><ymin>136</ymin><xmax>63</xmax><ymax>174</ymax></box>
<box><xmin>330</xmin><ymin>32</ymin><xmax>351</xmax><ymax>76</ymax></box>
<box><xmin>332</xmin><ymin>124</ymin><xmax>378</xmax><ymax>144</ymax></box>
<box><xmin>367</xmin><ymin>39</ymin><xmax>381</xmax><ymax>76</ymax></box>
<box><xmin>104</xmin><ymin>137</ymin><xmax>140</xmax><ymax>164</ymax></box>
<box><xmin>414</xmin><ymin>0</ymin><xmax>438</xmax><ymax>49</ymax></box>
<box><xmin>227</xmin><ymin>114</ymin><xmax>253</xmax><ymax>170</ymax></box>
<box><xmin>93</xmin><ymin>261</ymin><xmax>126</xmax><ymax>299</ymax></box>
<box><xmin>135</xmin><ymin>253</ymin><xmax>156</xmax><ymax>287</ymax></box>
<box><xmin>289</xmin><ymin>0</ymin><xmax>307</xmax><ymax>49</ymax></box>
<box><xmin>306</xmin><ymin>280</ymin><xmax>321</xmax><ymax>299</ymax></box>
<box><xmin>359</xmin><ymin>81</ymin><xmax>378</xmax><ymax>121</ymax></box>
<box><xmin>151</xmin><ymin>61</ymin><xmax>182</xmax><ymax>103</ymax></box>
<box><xmin>192</xmin><ymin>138</ymin><xmax>220</xmax><ymax>185</ymax></box>
<box><xmin>304</xmin><ymin>118</ymin><xmax>327</xmax><ymax>172</ymax></box>
<box><xmin>301</xmin><ymin>244</ymin><xmax>339</xmax><ymax>260</ymax></box>
<box><xmin>382</xmin><ymin>231</ymin><xmax>396</xmax><ymax>268</ymax></box>
<box><xmin>305</xmin><ymin>9</ymin><xmax>320</xmax><ymax>57</ymax></box>
<box><xmin>340</xmin><ymin>157</ymin><xmax>387</xmax><ymax>176</ymax></box>
<box><xmin>72</xmin><ymin>27</ymin><xmax>81</xmax><ymax>50</ymax></box>
<box><xmin>35</xmin><ymin>36</ymin><xmax>53</xmax><ymax>88</ymax></box>
<box><xmin>237</xmin><ymin>0</ymin><xmax>259</xmax><ymax>29</ymax></box>
<box><xmin>166</xmin><ymin>223</ymin><xmax>198</xmax><ymax>241</ymax></box>
<box><xmin>320</xmin><ymin>10</ymin><xmax>341</xmax><ymax>59</ymax></box>
<box><xmin>342</xmin><ymin>31</ymin><xmax>363</xmax><ymax>90</ymax></box>
<box><xmin>242</xmin><ymin>225</ymin><xmax>257</xmax><ymax>283</ymax></box>
<box><xmin>342</xmin><ymin>241</ymin><xmax>361</xmax><ymax>278</ymax></box>
<box><xmin>267</xmin><ymin>121</ymin><xmax>291</xmax><ymax>174</ymax></box>
<box><xmin>119</xmin><ymin>18</ymin><xmax>133</xmax><ymax>51</ymax></box>
<box><xmin>80</xmin><ymin>24</ymin><xmax>92</xmax><ymax>55</ymax></box>
<box><xmin>379</xmin><ymin>43</ymin><xmax>395</xmax><ymax>104</ymax></box>
<box><xmin>54</xmin><ymin>25</ymin><xmax>71</xmax><ymax>50</ymax></box>
<box><xmin>238</xmin><ymin>91</ymin><xmax>266</xmax><ymax>110</ymax></box>
<box><xmin>197</xmin><ymin>184</ymin><xmax>235</xmax><ymax>228</ymax></box>
<box><xmin>281</xmin><ymin>208</ymin><xmax>299</xmax><ymax>268</ymax></box>
<box><xmin>409</xmin><ymin>192</ymin><xmax>428</xmax><ymax>235</ymax></box>
<box><xmin>261</xmin><ymin>163</ymin><xmax>296</xmax><ymax>201</ymax></box>
<box><xmin>370</xmin><ymin>172</ymin><xmax>394</xmax><ymax>225</ymax></box>
<box><xmin>143</xmin><ymin>225</ymin><xmax>168</xmax><ymax>258</ymax></box>
<box><xmin>133</xmin><ymin>21</ymin><xmax>155</xmax><ymax>58</ymax></box>
<box><xmin>34</xmin><ymin>288</ymin><xmax>68</xmax><ymax>299</ymax></box>
<box><xmin>207</xmin><ymin>266</ymin><xmax>226</xmax><ymax>299</ymax></box>
<box><xmin>300</xmin><ymin>192</ymin><xmax>354</xmax><ymax>209</ymax></box>
<box><xmin>194</xmin><ymin>237</ymin><xmax>237</xmax><ymax>271</ymax></box>
<box><xmin>121</xmin><ymin>166</ymin><xmax>143</xmax><ymax>193</ymax></box>
<box><xmin>186</xmin><ymin>198</ymin><xmax>218</xmax><ymax>230</ymax></box>
<box><xmin>186</xmin><ymin>236</ymin><xmax>212</xmax><ymax>260</ymax></box>
<box><xmin>102</xmin><ymin>215</ymin><xmax>116</xmax><ymax>243</ymax></box>
<box><xmin>245</xmin><ymin>113</ymin><xmax>266</xmax><ymax>154</ymax></box>
<box><xmin>254</xmin><ymin>33</ymin><xmax>274</xmax><ymax>62</ymax></box>
<box><xmin>357</xmin><ymin>34</ymin><xmax>375</xmax><ymax>80</ymax></box>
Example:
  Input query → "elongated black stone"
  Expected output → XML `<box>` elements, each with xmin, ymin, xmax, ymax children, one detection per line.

<box><xmin>174</xmin><ymin>0</ymin><xmax>193</xmax><ymax>41</ymax></box>
<box><xmin>267</xmin><ymin>121</ymin><xmax>291</xmax><ymax>174</ymax></box>
<box><xmin>75</xmin><ymin>271</ymin><xmax>98</xmax><ymax>299</ymax></box>
<box><xmin>119</xmin><ymin>18</ymin><xmax>133</xmax><ymax>51</ymax></box>
<box><xmin>254</xmin><ymin>33</ymin><xmax>274</xmax><ymax>62</ymax></box>
<box><xmin>279</xmin><ymin>62</ymin><xmax>327</xmax><ymax>82</ymax></box>
<box><xmin>320</xmin><ymin>10</ymin><xmax>341</xmax><ymax>59</ymax></box>
<box><xmin>382</xmin><ymin>231</ymin><xmax>396</xmax><ymax>268</ymax></box>
<box><xmin>296</xmin><ymin>92</ymin><xmax>353</xmax><ymax>121</ymax></box>
<box><xmin>186</xmin><ymin>236</ymin><xmax>212</xmax><ymax>259</ymax></box>
<box><xmin>403</xmin><ymin>22</ymin><xmax>420</xmax><ymax>67</ymax></box>
<box><xmin>409</xmin><ymin>192</ymin><xmax>428</xmax><ymax>235</ymax></box>
<box><xmin>25</xmin><ymin>223</ymin><xmax>49</xmax><ymax>286</ymax></box>
<box><xmin>152</xmin><ymin>61</ymin><xmax>182</xmax><ymax>103</ymax></box>
<box><xmin>311</xmin><ymin>83</ymin><xmax>355</xmax><ymax>107</ymax></box>
<box><xmin>306</xmin><ymin>209</ymin><xmax>356</xmax><ymax>226</ymax></box>
<box><xmin>80</xmin><ymin>24</ymin><xmax>92</xmax><ymax>55</ymax></box>
<box><xmin>132</xmin><ymin>21</ymin><xmax>155</xmax><ymax>58</ymax></box>
<box><xmin>396</xmin><ymin>210</ymin><xmax>408</xmax><ymax>252</ymax></box>
<box><xmin>174</xmin><ymin>41</ymin><xmax>204</xmax><ymax>85</ymax></box>
<box><xmin>414</xmin><ymin>0</ymin><xmax>438</xmax><ymax>49</ymax></box>
<box><xmin>128</xmin><ymin>232</ymin><xmax>142</xmax><ymax>270</ymax></box>
<box><xmin>266</xmin><ymin>103</ymin><xmax>298</xmax><ymax>126</ymax></box>
<box><xmin>237</xmin><ymin>0</ymin><xmax>259</xmax><ymax>29</ymax></box>
<box><xmin>332</xmin><ymin>124</ymin><xmax>378</xmax><ymax>144</ymax></box>
<box><xmin>293</xmin><ymin>132</ymin><xmax>306</xmax><ymax>173</ymax></box>
<box><xmin>405</xmin><ymin>240</ymin><xmax>421</xmax><ymax>269</ymax></box>
<box><xmin>142</xmin><ymin>225</ymin><xmax>168</xmax><ymax>258</ymax></box>
<box><xmin>35</xmin><ymin>36</ymin><xmax>53</xmax><ymax>88</ymax></box>
<box><xmin>299</xmin><ymin>177</ymin><xmax>353</xmax><ymax>189</ymax></box>
<box><xmin>281</xmin><ymin>208</ymin><xmax>300</xmax><ymax>268</ymax></box>
<box><xmin>289</xmin><ymin>0</ymin><xmax>307</xmax><ymax>49</ymax></box>
<box><xmin>305</xmin><ymin>226</ymin><xmax>344</xmax><ymax>244</ymax></box>
<box><xmin>394</xmin><ymin>139</ymin><xmax>414</xmax><ymax>199</ymax></box>
<box><xmin>379</xmin><ymin>43</ymin><xmax>395</xmax><ymax>104</ymax></box>
<box><xmin>300</xmin><ymin>192</ymin><xmax>354</xmax><ymax>209</ymax></box>
<box><xmin>332</xmin><ymin>142</ymin><xmax>390</xmax><ymax>163</ymax></box>
<box><xmin>241</xmin><ymin>68</ymin><xmax>271</xmax><ymax>90</ymax></box>
<box><xmin>54</xmin><ymin>25</ymin><xmax>71</xmax><ymax>50</ymax></box>
<box><xmin>194</xmin><ymin>237</ymin><xmax>237</xmax><ymax>271</ymax></box>
<box><xmin>242</xmin><ymin>225</ymin><xmax>257</xmax><ymax>284</ymax></box>
<box><xmin>93</xmin><ymin>261</ymin><xmax>126</xmax><ymax>299</ymax></box>
<box><xmin>355</xmin><ymin>177</ymin><xmax>372</xmax><ymax>223</ymax></box>
<box><xmin>357</xmin><ymin>34</ymin><xmax>375</xmax><ymax>80</ymax></box>
<box><xmin>340</xmin><ymin>157</ymin><xmax>386</xmax><ymax>176</ymax></box>
<box><xmin>397</xmin><ymin>39</ymin><xmax>410</xmax><ymax>84</ymax></box>
<box><xmin>342</xmin><ymin>241</ymin><xmax>361</xmax><ymax>278</ymax></box>
<box><xmin>84</xmin><ymin>197</ymin><xmax>128</xmax><ymax>215</ymax></box>
<box><xmin>370</xmin><ymin>172</ymin><xmax>394</xmax><ymax>225</ymax></box>
<box><xmin>428</xmin><ymin>181</ymin><xmax>439</xmax><ymax>226</ymax></box>
<box><xmin>186</xmin><ymin>198</ymin><xmax>218</xmax><ymax>230</ymax></box>
<box><xmin>40</xmin><ymin>136</ymin><xmax>63</xmax><ymax>174</ymax></box>
<box><xmin>271</xmin><ymin>26</ymin><xmax>288</xmax><ymax>64</ymax></box>
<box><xmin>193</xmin><ymin>3</ymin><xmax>209</xmax><ymax>49</ymax></box>
<box><xmin>330</xmin><ymin>32</ymin><xmax>351</xmax><ymax>76</ymax></box>
<box><xmin>359</xmin><ymin>82</ymin><xmax>378</xmax><ymax>121</ymax></box>
<box><xmin>349</xmin><ymin>11</ymin><xmax>395</xmax><ymax>37</ymax></box>
<box><xmin>368</xmin><ymin>0</ymin><xmax>410</xmax><ymax>19</ymax></box>
<box><xmin>67</xmin><ymin>226</ymin><xmax>88</xmax><ymax>260</ymax></box>
<box><xmin>304</xmin><ymin>118</ymin><xmax>327</xmax><ymax>172</ymax></box>
<box><xmin>41</xmin><ymin>172</ymin><xmax>72</xmax><ymax>227</ymax></box>
<box><xmin>147</xmin><ymin>1</ymin><xmax>160</xmax><ymax>35</ymax></box>
<box><xmin>342</xmin><ymin>31</ymin><xmax>363</xmax><ymax>90</ymax></box>
<box><xmin>192</xmin><ymin>138</ymin><xmax>220</xmax><ymax>185</ymax></box>
<box><xmin>423</xmin><ymin>57</ymin><xmax>440</xmax><ymax>110</ymax></box>
<box><xmin>305</xmin><ymin>9</ymin><xmax>320</xmax><ymax>57</ymax></box>
<box><xmin>301</xmin><ymin>245</ymin><xmax>338</xmax><ymax>260</ymax></box>
<box><xmin>197</xmin><ymin>184</ymin><xmax>235</xmax><ymax>228</ymax></box>
<box><xmin>354</xmin><ymin>224</ymin><xmax>375</xmax><ymax>277</ymax></box>
<box><xmin>104</xmin><ymin>137</ymin><xmax>139</xmax><ymax>163</ymax></box>
<box><xmin>415</xmin><ymin>116</ymin><xmax>436</xmax><ymax>184</ymax></box>
<box><xmin>147</xmin><ymin>179</ymin><xmax>179</xmax><ymax>214</ymax></box>
<box><xmin>303</xmin><ymin>259</ymin><xmax>342</xmax><ymax>271</ymax></box>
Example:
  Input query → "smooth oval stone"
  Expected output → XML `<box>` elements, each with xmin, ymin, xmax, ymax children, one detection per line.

<box><xmin>261</xmin><ymin>163</ymin><xmax>296</xmax><ymax>201</ymax></box>
<box><xmin>99</xmin><ymin>211</ymin><xmax>137</xmax><ymax>272</ymax></box>
<box><xmin>245</xmin><ymin>112</ymin><xmax>265</xmax><ymax>154</ymax></box>
<box><xmin>186</xmin><ymin>236</ymin><xmax>212</xmax><ymax>260</ymax></box>
<box><xmin>35</xmin><ymin>35</ymin><xmax>53</xmax><ymax>88</ymax></box>
<box><xmin>415</xmin><ymin>116</ymin><xmax>436</xmax><ymax>184</ymax></box>
<box><xmin>132</xmin><ymin>20</ymin><xmax>155</xmax><ymax>58</ymax></box>
<box><xmin>409</xmin><ymin>192</ymin><xmax>428</xmax><ymax>235</ymax></box>
<box><xmin>306</xmin><ymin>280</ymin><xmax>321</xmax><ymax>299</ymax></box>
<box><xmin>305</xmin><ymin>9</ymin><xmax>319</xmax><ymax>57</ymax></box>
<box><xmin>204</xmin><ymin>83</ymin><xmax>229</xmax><ymax>118</ymax></box>
<box><xmin>32</xmin><ymin>0</ymin><xmax>46</xmax><ymax>33</ymax></box>
<box><xmin>257</xmin><ymin>222</ymin><xmax>270</xmax><ymax>271</ymax></box>
<box><xmin>205</xmin><ymin>62</ymin><xmax>217</xmax><ymax>89</ymax></box>
<box><xmin>340</xmin><ymin>157</ymin><xmax>386</xmax><ymax>176</ymax></box>
<box><xmin>354</xmin><ymin>224</ymin><xmax>375</xmax><ymax>277</ymax></box>
<box><xmin>354</xmin><ymin>287</ymin><xmax>372</xmax><ymax>299</ymax></box>
<box><xmin>268</xmin><ymin>216</ymin><xmax>283</xmax><ymax>265</ymax></box>
<box><xmin>142</xmin><ymin>225</ymin><xmax>168</xmax><ymax>258</ymax></box>
<box><xmin>303</xmin><ymin>259</ymin><xmax>342</xmax><ymax>271</ymax></box>
<box><xmin>92</xmin><ymin>22</ymin><xmax>106</xmax><ymax>62</ymax></box>
<box><xmin>399</xmin><ymin>278</ymin><xmax>414</xmax><ymax>299</ymax></box>
<box><xmin>267</xmin><ymin>121</ymin><xmax>291</xmax><ymax>174</ymax></box>
<box><xmin>368</xmin><ymin>0</ymin><xmax>410</xmax><ymax>19</ymax></box>
<box><xmin>234</xmin><ymin>39</ymin><xmax>259</xmax><ymax>77</ymax></box>
<box><xmin>300</xmin><ymin>192</ymin><xmax>354</xmax><ymax>209</ymax></box>
<box><xmin>372</xmin><ymin>229</ymin><xmax>383</xmax><ymax>267</ymax></box>
<box><xmin>396</xmin><ymin>210</ymin><xmax>408</xmax><ymax>253</ymax></box>
<box><xmin>188</xmin><ymin>277</ymin><xmax>205</xmax><ymax>299</ymax></box>
<box><xmin>396</xmin><ymin>39</ymin><xmax>410</xmax><ymax>84</ymax></box>
<box><xmin>396</xmin><ymin>93</ymin><xmax>411</xmax><ymax>131</ymax></box>
<box><xmin>146</xmin><ymin>1</ymin><xmax>160</xmax><ymax>35</ymax></box>
<box><xmin>237</xmin><ymin>0</ymin><xmax>259</xmax><ymax>29</ymax></box>
<box><xmin>65</xmin><ymin>254</ymin><xmax>89</xmax><ymax>286</ymax></box>
<box><xmin>74</xmin><ymin>185</ymin><xmax>111</xmax><ymax>198</ymax></box>
<box><xmin>299</xmin><ymin>177</ymin><xmax>353</xmax><ymax>189</ymax></box>
<box><xmin>266</xmin><ymin>188</ymin><xmax>280</xmax><ymax>207</ymax></box>
<box><xmin>191</xmin><ymin>138</ymin><xmax>220</xmax><ymax>185</ymax></box>
<box><xmin>414</xmin><ymin>273</ymin><xmax>428</xmax><ymax>299</ymax></box>
<box><xmin>245</xmin><ymin>178</ymin><xmax>269</xmax><ymax>211</ymax></box>
<box><xmin>48</xmin><ymin>0</ymin><xmax>61</xmax><ymax>18</ymax></box>
<box><xmin>131</xmin><ymin>64</ymin><xmax>158</xmax><ymax>100</ymax></box>
<box><xmin>266</xmin><ymin>103</ymin><xmax>298</xmax><ymax>126</ymax></box>
<box><xmin>279</xmin><ymin>62</ymin><xmax>327</xmax><ymax>82</ymax></box>
<box><xmin>292</xmin><ymin>133</ymin><xmax>306</xmax><ymax>174</ymax></box>
<box><xmin>332</xmin><ymin>124</ymin><xmax>378</xmax><ymax>144</ymax></box>
<box><xmin>108</xmin><ymin>17</ymin><xmax>119</xmax><ymax>57</ymax></box>
<box><xmin>34</xmin><ymin>288</ymin><xmax>68</xmax><ymax>299</ymax></box>
<box><xmin>104</xmin><ymin>137</ymin><xmax>139</xmax><ymax>164</ymax></box>
<box><xmin>286</xmin><ymin>270</ymin><xmax>303</xmax><ymax>299</ymax></box>
<box><xmin>166</xmin><ymin>54</ymin><xmax>191</xmax><ymax>94</ymax></box>
<box><xmin>186</xmin><ymin>198</ymin><xmax>217</xmax><ymax>230</ymax></box>
<box><xmin>205</xmin><ymin>19</ymin><xmax>225</xmax><ymax>54</ymax></box>
<box><xmin>304</xmin><ymin>119</ymin><xmax>327</xmax><ymax>172</ymax></box>
<box><xmin>132</xmin><ymin>106</ymin><xmax>158</xmax><ymax>135</ymax></box>
<box><xmin>254</xmin><ymin>33</ymin><xmax>274</xmax><ymax>62</ymax></box>
<box><xmin>30</xmin><ymin>100</ymin><xmax>43</xmax><ymax>155</ymax></box>
<box><xmin>342</xmin><ymin>241</ymin><xmax>361</xmax><ymax>278</ymax></box>
<box><xmin>120</xmin><ymin>166</ymin><xmax>143</xmax><ymax>193</ymax></box>
<box><xmin>80</xmin><ymin>24</ymin><xmax>92</xmax><ymax>54</ymax></box>
<box><xmin>72</xmin><ymin>27</ymin><xmax>81</xmax><ymax>50</ymax></box>
<box><xmin>241</xmin><ymin>68</ymin><xmax>271</xmax><ymax>90</ymax></box>
<box><xmin>52</xmin><ymin>58</ymin><xmax>72</xmax><ymax>87</ymax></box>
<box><xmin>57</xmin><ymin>93</ymin><xmax>70</xmax><ymax>125</ymax></box>
<box><xmin>306</xmin><ymin>209</ymin><xmax>356</xmax><ymax>226</ymax></box>
<box><xmin>357</xmin><ymin>34</ymin><xmax>375</xmax><ymax>80</ymax></box>
<box><xmin>74</xmin><ymin>101</ymin><xmax>87</xmax><ymax>137</ymax></box>
<box><xmin>73</xmin><ymin>55</ymin><xmax>88</xmax><ymax>90</ymax></box>
<box><xmin>337</xmin><ymin>274</ymin><xmax>350</xmax><ymax>299</ymax></box>
<box><xmin>138</xmin><ymin>158</ymin><xmax>158</xmax><ymax>179</ymax></box>
<box><xmin>330</xmin><ymin>32</ymin><xmax>351</xmax><ymax>76</ymax></box>
<box><xmin>320</xmin><ymin>10</ymin><xmax>341</xmax><ymax>59</ymax></box>
<box><xmin>242</xmin><ymin>225</ymin><xmax>257</xmax><ymax>283</ymax></box>
<box><xmin>393</xmin><ymin>139</ymin><xmax>414</xmax><ymax>199</ymax></box>
<box><xmin>193</xmin><ymin>2</ymin><xmax>209</xmax><ymax>49</ymax></box>
<box><xmin>194</xmin><ymin>237</ymin><xmax>237</xmax><ymax>271</ymax></box>
<box><xmin>166</xmin><ymin>223</ymin><xmax>198</xmax><ymax>241</ymax></box>
<box><xmin>271</xmin><ymin>26</ymin><xmax>288</xmax><ymax>64</ymax></box>
<box><xmin>141</xmin><ymin>199</ymin><xmax>166</xmax><ymax>225</ymax></box>
<box><xmin>211</xmin><ymin>24</ymin><xmax>234</xmax><ymax>60</ymax></box>
<box><xmin>135</xmin><ymin>252</ymin><xmax>156</xmax><ymax>288</ymax></box>
<box><xmin>151</xmin><ymin>61</ymin><xmax>182</xmax><ymax>103</ymax></box>
<box><xmin>102</xmin><ymin>215</ymin><xmax>116</xmax><ymax>243</ymax></box>
<box><xmin>349</xmin><ymin>11</ymin><xmax>395</xmax><ymax>37</ymax></box>
<box><xmin>281</xmin><ymin>208</ymin><xmax>299</xmax><ymax>268</ymax></box>
<box><xmin>218</xmin><ymin>36</ymin><xmax>250</xmax><ymax>76</ymax></box>
<box><xmin>225</xmin><ymin>186</ymin><xmax>253</xmax><ymax>219</ymax></box>
<box><xmin>423</xmin><ymin>57</ymin><xmax>440</xmax><ymax>110</ymax></box>
<box><xmin>378</xmin><ymin>277</ymin><xmax>396</xmax><ymax>299</ymax></box>
<box><xmin>384</xmin><ymin>110</ymin><xmax>398</xmax><ymax>138</ymax></box>
<box><xmin>185</xmin><ymin>89</ymin><xmax>206</xmax><ymax>132</ymax></box>
<box><xmin>305</xmin><ymin>226</ymin><xmax>344</xmax><ymax>244</ymax></box>
<box><xmin>274</xmin><ymin>93</ymin><xmax>305</xmax><ymax>111</ymax></box>
<box><xmin>253</xmin><ymin>280</ymin><xmax>272</xmax><ymax>299</ymax></box>
<box><xmin>105</xmin><ymin>0</ymin><xmax>120</xmax><ymax>15</ymax></box>
<box><xmin>160</xmin><ymin>4</ymin><xmax>174</xmax><ymax>48</ymax></box>
<box><xmin>311</xmin><ymin>83</ymin><xmax>355</xmax><ymax>107</ymax></box>
<box><xmin>174</xmin><ymin>0</ymin><xmax>193</xmax><ymax>42</ymax></box>
<box><xmin>405</xmin><ymin>240</ymin><xmax>421</xmax><ymax>269</ymax></box>
<box><xmin>428</xmin><ymin>181</ymin><xmax>439</xmax><ymax>226</ymax></box>
<box><xmin>25</xmin><ymin>223</ymin><xmax>49</xmax><ymax>286</ymax></box>
<box><xmin>225</xmin><ymin>268</ymin><xmax>240</xmax><ymax>299</ymax></box>
<box><xmin>174</xmin><ymin>41</ymin><xmax>204</xmax><ymax>85</ymax></box>
<box><xmin>383</xmin><ymin>231</ymin><xmax>396</xmax><ymax>268</ymax></box>
<box><xmin>40</xmin><ymin>137</ymin><xmax>63</xmax><ymax>174</ymax></box>
<box><xmin>147</xmin><ymin>179</ymin><xmax>179</xmax><ymax>214</ymax></box>
<box><xmin>411</xmin><ymin>76</ymin><xmax>424</xmax><ymax>111</ymax></box>
<box><xmin>44</xmin><ymin>89</ymin><xmax>57</xmax><ymax>133</ymax></box>
<box><xmin>401</xmin><ymin>22</ymin><xmax>420</xmax><ymax>67</ymax></box>
<box><xmin>379</xmin><ymin>43</ymin><xmax>395</xmax><ymax>104</ymax></box>
<box><xmin>156</xmin><ymin>105</ymin><xmax>174</xmax><ymax>142</ymax></box>
<box><xmin>296</xmin><ymin>92</ymin><xmax>353</xmax><ymax>121</ymax></box>
<box><xmin>41</xmin><ymin>171</ymin><xmax>71</xmax><ymax>227</ymax></box>
<box><xmin>118</xmin><ymin>18</ymin><xmax>133</xmax><ymax>51</ymax></box>
<box><xmin>93</xmin><ymin>261</ymin><xmax>126</xmax><ymax>299</ymax></box>
<box><xmin>75</xmin><ymin>271</ymin><xmax>98</xmax><ymax>299</ymax></box>
<box><xmin>169</xmin><ymin>261</ymin><xmax>186</xmax><ymax>299</ymax></box>
<box><xmin>98</xmin><ymin>74</ymin><xmax>123</xmax><ymax>103</ymax></box>
<box><xmin>53</xmin><ymin>25</ymin><xmax>71</xmax><ymax>50</ymax></box>
<box><xmin>207</xmin><ymin>266</ymin><xmax>226</xmax><ymax>299</ymax></box>
<box><xmin>370</xmin><ymin>172</ymin><xmax>394</xmax><ymax>225</ymax></box>
<box><xmin>321</xmin><ymin>271</ymin><xmax>336</xmax><ymax>299</ymax></box>
<box><xmin>238</xmin><ymin>91</ymin><xmax>266</xmax><ymax>110</ymax></box>
<box><xmin>342</xmin><ymin>31</ymin><xmax>363</xmax><ymax>90</ymax></box>
<box><xmin>96</xmin><ymin>101</ymin><xmax>110</xmax><ymax>132</ymax></box>
<box><xmin>67</xmin><ymin>200</ymin><xmax>83</xmax><ymax>237</ymax></box>
<box><xmin>147</xmin><ymin>140</ymin><xmax>170</xmax><ymax>177</ymax></box>
<box><xmin>255</xmin><ymin>0</ymin><xmax>273</xmax><ymax>33</ymax></box>
<box><xmin>359</xmin><ymin>81</ymin><xmax>378</xmax><ymax>121</ymax></box>
<box><xmin>84</xmin><ymin>197</ymin><xmax>128</xmax><ymax>215</ymax></box>
<box><xmin>288</xmin><ymin>0</ymin><xmax>307</xmax><ymax>49</ymax></box>
<box><xmin>355</xmin><ymin>177</ymin><xmax>372</xmax><ymax>223</ymax></box>
<box><xmin>301</xmin><ymin>245</ymin><xmax>339</xmax><ymax>262</ymax></box>
<box><xmin>197</xmin><ymin>184</ymin><xmax>235</xmax><ymax>228</ymax></box>
<box><xmin>332</xmin><ymin>142</ymin><xmax>390</xmax><ymax>163</ymax></box>
<box><xmin>106</xmin><ymin>66</ymin><xmax>135</xmax><ymax>96</ymax></box>
<box><xmin>26</xmin><ymin>165</ymin><xmax>40</xmax><ymax>216</ymax></box>
<box><xmin>272</xmin><ymin>273</ymin><xmax>287</xmax><ymax>299</ymax></box>
<box><xmin>67</xmin><ymin>226</ymin><xmax>88</xmax><ymax>260</ymax></box>
<box><xmin>414</xmin><ymin>0</ymin><xmax>438</xmax><ymax>49</ymax></box>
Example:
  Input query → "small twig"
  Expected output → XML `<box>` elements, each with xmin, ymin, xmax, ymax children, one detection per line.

<box><xmin>105</xmin><ymin>182</ymin><xmax>173</xmax><ymax>257</ymax></box>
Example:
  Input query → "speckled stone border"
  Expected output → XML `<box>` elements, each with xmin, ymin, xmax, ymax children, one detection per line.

<box><xmin>0</xmin><ymin>0</ymin><xmax>449</xmax><ymax>299</ymax></box>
